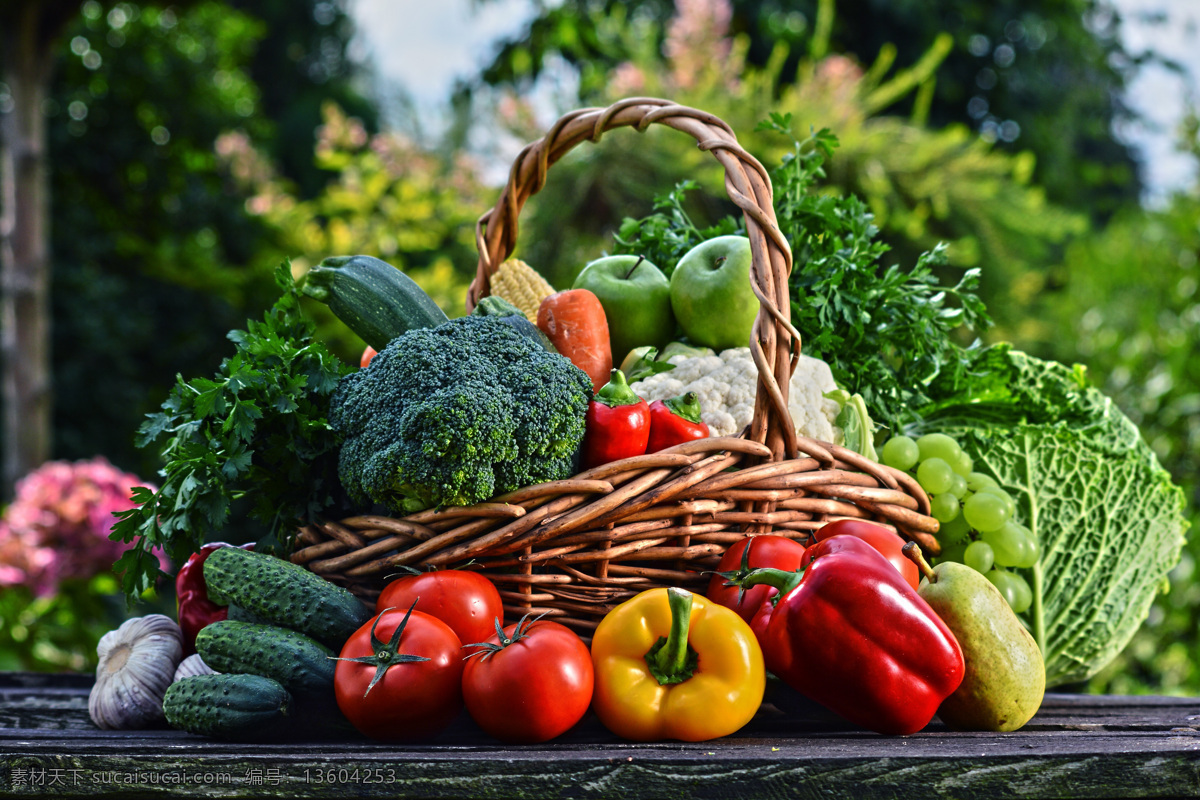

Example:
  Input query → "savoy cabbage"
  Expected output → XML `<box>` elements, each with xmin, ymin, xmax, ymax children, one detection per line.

<box><xmin>912</xmin><ymin>346</ymin><xmax>1189</xmax><ymax>687</ymax></box>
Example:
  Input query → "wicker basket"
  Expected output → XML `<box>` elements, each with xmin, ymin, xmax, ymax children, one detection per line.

<box><xmin>290</xmin><ymin>98</ymin><xmax>939</xmax><ymax>633</ymax></box>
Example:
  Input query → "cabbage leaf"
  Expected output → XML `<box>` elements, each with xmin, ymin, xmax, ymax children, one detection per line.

<box><xmin>912</xmin><ymin>346</ymin><xmax>1188</xmax><ymax>686</ymax></box>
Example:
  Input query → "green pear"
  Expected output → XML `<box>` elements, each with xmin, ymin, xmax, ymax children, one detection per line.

<box><xmin>905</xmin><ymin>543</ymin><xmax>1045</xmax><ymax>732</ymax></box>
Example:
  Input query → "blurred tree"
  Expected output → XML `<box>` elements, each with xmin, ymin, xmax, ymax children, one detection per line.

<box><xmin>476</xmin><ymin>0</ymin><xmax>1084</xmax><ymax>327</ymax></box>
<box><xmin>0</xmin><ymin>0</ymin><xmax>108</xmax><ymax>499</ymax></box>
<box><xmin>4</xmin><ymin>0</ymin><xmax>378</xmax><ymax>482</ymax></box>
<box><xmin>227</xmin><ymin>0</ymin><xmax>378</xmax><ymax>198</ymax></box>
<box><xmin>44</xmin><ymin>1</ymin><xmax>278</xmax><ymax>480</ymax></box>
<box><xmin>477</xmin><ymin>0</ymin><xmax>1144</xmax><ymax>219</ymax></box>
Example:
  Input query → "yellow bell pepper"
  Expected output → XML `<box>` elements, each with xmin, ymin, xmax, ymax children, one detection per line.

<box><xmin>590</xmin><ymin>587</ymin><xmax>765</xmax><ymax>742</ymax></box>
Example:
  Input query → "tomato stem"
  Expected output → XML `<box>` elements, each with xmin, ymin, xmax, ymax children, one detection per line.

<box><xmin>330</xmin><ymin>600</ymin><xmax>431</xmax><ymax>697</ymax></box>
<box><xmin>462</xmin><ymin>614</ymin><xmax>537</xmax><ymax>661</ymax></box>
<box><xmin>712</xmin><ymin>537</ymin><xmax>760</xmax><ymax>608</ymax></box>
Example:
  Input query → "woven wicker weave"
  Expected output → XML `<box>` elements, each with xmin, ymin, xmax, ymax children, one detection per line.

<box><xmin>290</xmin><ymin>98</ymin><xmax>939</xmax><ymax>632</ymax></box>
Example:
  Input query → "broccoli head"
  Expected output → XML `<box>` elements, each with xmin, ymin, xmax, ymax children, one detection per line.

<box><xmin>329</xmin><ymin>315</ymin><xmax>592</xmax><ymax>514</ymax></box>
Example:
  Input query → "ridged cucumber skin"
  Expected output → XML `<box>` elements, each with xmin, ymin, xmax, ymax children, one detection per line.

<box><xmin>163</xmin><ymin>674</ymin><xmax>290</xmax><ymax>742</ymax></box>
<box><xmin>302</xmin><ymin>255</ymin><xmax>449</xmax><ymax>351</ymax></box>
<box><xmin>203</xmin><ymin>547</ymin><xmax>370</xmax><ymax>651</ymax></box>
<box><xmin>226</xmin><ymin>604</ymin><xmax>271</xmax><ymax>625</ymax></box>
<box><xmin>196</xmin><ymin>621</ymin><xmax>336</xmax><ymax>701</ymax></box>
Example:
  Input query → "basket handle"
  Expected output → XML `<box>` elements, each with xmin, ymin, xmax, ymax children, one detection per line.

<box><xmin>467</xmin><ymin>97</ymin><xmax>802</xmax><ymax>463</ymax></box>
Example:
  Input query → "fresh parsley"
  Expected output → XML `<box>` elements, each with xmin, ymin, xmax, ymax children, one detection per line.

<box><xmin>613</xmin><ymin>113</ymin><xmax>992</xmax><ymax>434</ymax></box>
<box><xmin>111</xmin><ymin>263</ymin><xmax>353</xmax><ymax>600</ymax></box>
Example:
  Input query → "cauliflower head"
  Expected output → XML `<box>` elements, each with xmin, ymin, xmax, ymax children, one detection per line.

<box><xmin>630</xmin><ymin>347</ymin><xmax>844</xmax><ymax>442</ymax></box>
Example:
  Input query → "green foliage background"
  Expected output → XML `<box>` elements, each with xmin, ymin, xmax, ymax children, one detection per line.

<box><xmin>0</xmin><ymin>0</ymin><xmax>1195</xmax><ymax>695</ymax></box>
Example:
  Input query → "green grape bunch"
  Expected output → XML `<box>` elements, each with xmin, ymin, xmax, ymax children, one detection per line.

<box><xmin>882</xmin><ymin>432</ymin><xmax>1040</xmax><ymax>614</ymax></box>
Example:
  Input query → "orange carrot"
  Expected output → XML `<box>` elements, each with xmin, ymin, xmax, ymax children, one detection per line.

<box><xmin>537</xmin><ymin>289</ymin><xmax>613</xmax><ymax>392</ymax></box>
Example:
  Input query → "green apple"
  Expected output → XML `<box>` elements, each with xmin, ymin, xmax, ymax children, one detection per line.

<box><xmin>572</xmin><ymin>255</ymin><xmax>675</xmax><ymax>364</ymax></box>
<box><xmin>669</xmin><ymin>235</ymin><xmax>758</xmax><ymax>351</ymax></box>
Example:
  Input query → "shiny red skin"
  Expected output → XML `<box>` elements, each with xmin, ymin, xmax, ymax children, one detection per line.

<box><xmin>175</xmin><ymin>542</ymin><xmax>253</xmax><ymax>655</ymax></box>
<box><xmin>645</xmin><ymin>399</ymin><xmax>709</xmax><ymax>453</ymax></box>
<box><xmin>759</xmin><ymin>536</ymin><xmax>964</xmax><ymax>735</ymax></box>
<box><xmin>462</xmin><ymin>619</ymin><xmax>594</xmax><ymax>743</ymax></box>
<box><xmin>334</xmin><ymin>608</ymin><xmax>464</xmax><ymax>741</ymax></box>
<box><xmin>581</xmin><ymin>397</ymin><xmax>650</xmax><ymax>468</ymax></box>
<box><xmin>810</xmin><ymin>519</ymin><xmax>921</xmax><ymax>591</ymax></box>
<box><xmin>376</xmin><ymin>571</ymin><xmax>503</xmax><ymax>647</ymax></box>
<box><xmin>706</xmin><ymin>535</ymin><xmax>809</xmax><ymax>627</ymax></box>
<box><xmin>360</xmin><ymin>345</ymin><xmax>378</xmax><ymax>368</ymax></box>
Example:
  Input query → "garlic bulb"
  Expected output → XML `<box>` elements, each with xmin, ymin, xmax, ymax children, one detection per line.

<box><xmin>173</xmin><ymin>653</ymin><xmax>218</xmax><ymax>683</ymax></box>
<box><xmin>89</xmin><ymin>614</ymin><xmax>184</xmax><ymax>730</ymax></box>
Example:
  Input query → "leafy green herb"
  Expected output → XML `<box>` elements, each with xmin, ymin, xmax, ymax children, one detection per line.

<box><xmin>111</xmin><ymin>263</ymin><xmax>353</xmax><ymax>600</ymax></box>
<box><xmin>613</xmin><ymin>114</ymin><xmax>991</xmax><ymax>434</ymax></box>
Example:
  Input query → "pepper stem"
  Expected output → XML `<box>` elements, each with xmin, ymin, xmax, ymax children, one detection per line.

<box><xmin>902</xmin><ymin>541</ymin><xmax>937</xmax><ymax>583</ymax></box>
<box><xmin>594</xmin><ymin>368</ymin><xmax>643</xmax><ymax>408</ymax></box>
<box><xmin>644</xmin><ymin>588</ymin><xmax>699</xmax><ymax>685</ymax></box>
<box><xmin>663</xmin><ymin>391</ymin><xmax>703</xmax><ymax>424</ymax></box>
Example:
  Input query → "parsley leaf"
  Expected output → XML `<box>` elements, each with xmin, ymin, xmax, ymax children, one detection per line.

<box><xmin>110</xmin><ymin>262</ymin><xmax>353</xmax><ymax>600</ymax></box>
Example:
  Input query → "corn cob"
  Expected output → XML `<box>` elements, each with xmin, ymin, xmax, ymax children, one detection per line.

<box><xmin>490</xmin><ymin>258</ymin><xmax>555</xmax><ymax>322</ymax></box>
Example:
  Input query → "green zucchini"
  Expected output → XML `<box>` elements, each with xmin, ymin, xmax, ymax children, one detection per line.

<box><xmin>196</xmin><ymin>621</ymin><xmax>336</xmax><ymax>702</ymax></box>
<box><xmin>164</xmin><ymin>673</ymin><xmax>291</xmax><ymax>742</ymax></box>
<box><xmin>470</xmin><ymin>295</ymin><xmax>558</xmax><ymax>353</ymax></box>
<box><xmin>203</xmin><ymin>547</ymin><xmax>370</xmax><ymax>651</ymax></box>
<box><xmin>302</xmin><ymin>254</ymin><xmax>449</xmax><ymax>351</ymax></box>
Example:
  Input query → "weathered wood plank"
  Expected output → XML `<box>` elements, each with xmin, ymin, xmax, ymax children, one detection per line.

<box><xmin>2</xmin><ymin>673</ymin><xmax>1199</xmax><ymax>799</ymax></box>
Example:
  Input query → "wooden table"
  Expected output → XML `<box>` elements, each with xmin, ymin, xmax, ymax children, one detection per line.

<box><xmin>2</xmin><ymin>672</ymin><xmax>1198</xmax><ymax>799</ymax></box>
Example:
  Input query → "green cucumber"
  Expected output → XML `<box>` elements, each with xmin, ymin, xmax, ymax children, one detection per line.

<box><xmin>226</xmin><ymin>604</ymin><xmax>271</xmax><ymax>625</ymax></box>
<box><xmin>302</xmin><ymin>254</ymin><xmax>449</xmax><ymax>351</ymax></box>
<box><xmin>164</xmin><ymin>673</ymin><xmax>290</xmax><ymax>742</ymax></box>
<box><xmin>203</xmin><ymin>547</ymin><xmax>370</xmax><ymax>651</ymax></box>
<box><xmin>470</xmin><ymin>295</ymin><xmax>557</xmax><ymax>353</ymax></box>
<box><xmin>196</xmin><ymin>621</ymin><xmax>336</xmax><ymax>702</ymax></box>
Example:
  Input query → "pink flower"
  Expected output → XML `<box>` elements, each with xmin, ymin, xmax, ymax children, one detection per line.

<box><xmin>664</xmin><ymin>0</ymin><xmax>733</xmax><ymax>89</ymax></box>
<box><xmin>609</xmin><ymin>62</ymin><xmax>646</xmax><ymax>96</ymax></box>
<box><xmin>0</xmin><ymin>457</ymin><xmax>159</xmax><ymax>596</ymax></box>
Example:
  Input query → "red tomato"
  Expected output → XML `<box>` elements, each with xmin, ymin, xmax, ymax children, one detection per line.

<box><xmin>462</xmin><ymin>617</ymin><xmax>594</xmax><ymax>743</ymax></box>
<box><xmin>360</xmin><ymin>345</ymin><xmax>378</xmax><ymax>368</ymax></box>
<box><xmin>811</xmin><ymin>519</ymin><xmax>920</xmax><ymax>591</ymax></box>
<box><xmin>706</xmin><ymin>535</ymin><xmax>810</xmax><ymax>625</ymax></box>
<box><xmin>376</xmin><ymin>570</ymin><xmax>503</xmax><ymax>646</ymax></box>
<box><xmin>334</xmin><ymin>605</ymin><xmax>464</xmax><ymax>741</ymax></box>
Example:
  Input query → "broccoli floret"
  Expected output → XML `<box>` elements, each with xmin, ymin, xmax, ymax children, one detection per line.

<box><xmin>330</xmin><ymin>316</ymin><xmax>592</xmax><ymax>514</ymax></box>
<box><xmin>496</xmin><ymin>356</ymin><xmax>592</xmax><ymax>489</ymax></box>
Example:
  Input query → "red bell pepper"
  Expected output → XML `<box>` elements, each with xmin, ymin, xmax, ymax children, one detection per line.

<box><xmin>646</xmin><ymin>391</ymin><xmax>710</xmax><ymax>453</ymax></box>
<box><xmin>176</xmin><ymin>542</ymin><xmax>253</xmax><ymax>655</ymax></box>
<box><xmin>742</xmin><ymin>535</ymin><xmax>964</xmax><ymax>735</ymax></box>
<box><xmin>810</xmin><ymin>519</ymin><xmax>920</xmax><ymax>591</ymax></box>
<box><xmin>582</xmin><ymin>369</ymin><xmax>650</xmax><ymax>469</ymax></box>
